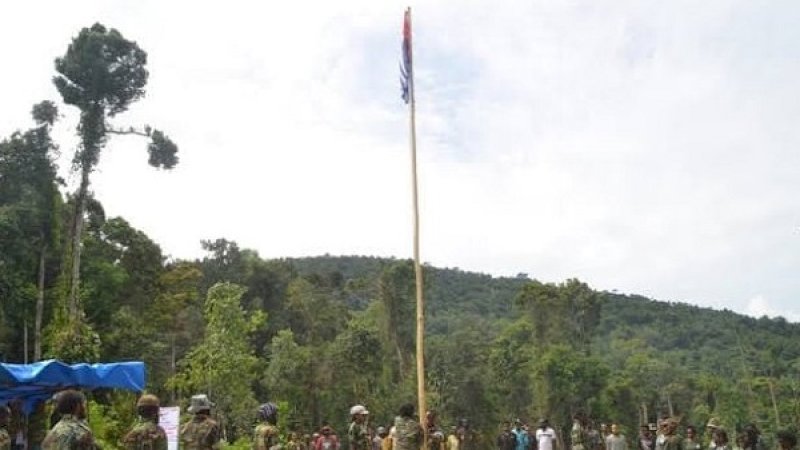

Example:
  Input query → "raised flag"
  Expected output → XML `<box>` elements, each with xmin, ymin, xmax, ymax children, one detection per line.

<box><xmin>400</xmin><ymin>9</ymin><xmax>412</xmax><ymax>104</ymax></box>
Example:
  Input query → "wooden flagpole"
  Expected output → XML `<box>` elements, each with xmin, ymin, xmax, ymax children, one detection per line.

<box><xmin>406</xmin><ymin>6</ymin><xmax>427</xmax><ymax>447</ymax></box>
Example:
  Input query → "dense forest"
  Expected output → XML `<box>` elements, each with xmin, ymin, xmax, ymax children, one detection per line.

<box><xmin>1</xmin><ymin>21</ymin><xmax>799</xmax><ymax>450</ymax></box>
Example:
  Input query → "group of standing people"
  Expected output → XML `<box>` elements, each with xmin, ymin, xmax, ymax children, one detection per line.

<box><xmin>4</xmin><ymin>394</ymin><xmax>799</xmax><ymax>450</ymax></box>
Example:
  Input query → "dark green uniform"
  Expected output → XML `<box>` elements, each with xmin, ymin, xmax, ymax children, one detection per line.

<box><xmin>348</xmin><ymin>423</ymin><xmax>370</xmax><ymax>450</ymax></box>
<box><xmin>180</xmin><ymin>415</ymin><xmax>221</xmax><ymax>450</ymax></box>
<box><xmin>394</xmin><ymin>417</ymin><xmax>421</xmax><ymax>450</ymax></box>
<box><xmin>572</xmin><ymin>423</ymin><xmax>587</xmax><ymax>450</ymax></box>
<box><xmin>42</xmin><ymin>415</ymin><xmax>95</xmax><ymax>450</ymax></box>
<box><xmin>663</xmin><ymin>434</ymin><xmax>683</xmax><ymax>450</ymax></box>
<box><xmin>123</xmin><ymin>419</ymin><xmax>167</xmax><ymax>450</ymax></box>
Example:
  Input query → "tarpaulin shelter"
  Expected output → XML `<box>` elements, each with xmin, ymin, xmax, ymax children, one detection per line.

<box><xmin>0</xmin><ymin>359</ymin><xmax>145</xmax><ymax>414</ymax></box>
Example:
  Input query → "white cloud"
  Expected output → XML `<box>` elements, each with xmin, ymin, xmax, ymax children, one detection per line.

<box><xmin>747</xmin><ymin>295</ymin><xmax>800</xmax><ymax>322</ymax></box>
<box><xmin>1</xmin><ymin>0</ymin><xmax>799</xmax><ymax>321</ymax></box>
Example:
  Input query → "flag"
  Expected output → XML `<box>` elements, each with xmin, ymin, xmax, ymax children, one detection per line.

<box><xmin>400</xmin><ymin>9</ymin><xmax>412</xmax><ymax>104</ymax></box>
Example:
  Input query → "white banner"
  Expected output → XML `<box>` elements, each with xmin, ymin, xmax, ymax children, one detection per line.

<box><xmin>159</xmin><ymin>406</ymin><xmax>181</xmax><ymax>450</ymax></box>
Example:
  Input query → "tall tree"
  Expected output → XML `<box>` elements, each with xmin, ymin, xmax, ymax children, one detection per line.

<box><xmin>171</xmin><ymin>283</ymin><xmax>265</xmax><ymax>439</ymax></box>
<box><xmin>0</xmin><ymin>101</ymin><xmax>62</xmax><ymax>362</ymax></box>
<box><xmin>53</xmin><ymin>23</ymin><xmax>178</xmax><ymax>331</ymax></box>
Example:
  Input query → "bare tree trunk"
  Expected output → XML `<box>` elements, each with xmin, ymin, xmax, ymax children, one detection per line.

<box><xmin>68</xmin><ymin>167</ymin><xmax>90</xmax><ymax>318</ymax></box>
<box><xmin>768</xmin><ymin>379</ymin><xmax>781</xmax><ymax>428</ymax></box>
<box><xmin>667</xmin><ymin>393</ymin><xmax>674</xmax><ymax>417</ymax></box>
<box><xmin>34</xmin><ymin>240</ymin><xmax>46</xmax><ymax>361</ymax></box>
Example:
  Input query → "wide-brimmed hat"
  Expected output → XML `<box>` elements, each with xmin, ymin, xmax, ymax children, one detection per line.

<box><xmin>188</xmin><ymin>394</ymin><xmax>214</xmax><ymax>413</ymax></box>
<box><xmin>350</xmin><ymin>404</ymin><xmax>369</xmax><ymax>415</ymax></box>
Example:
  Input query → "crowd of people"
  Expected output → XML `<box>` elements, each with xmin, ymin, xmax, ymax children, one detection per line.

<box><xmin>489</xmin><ymin>413</ymin><xmax>799</xmax><ymax>450</ymax></box>
<box><xmin>0</xmin><ymin>392</ymin><xmax>798</xmax><ymax>450</ymax></box>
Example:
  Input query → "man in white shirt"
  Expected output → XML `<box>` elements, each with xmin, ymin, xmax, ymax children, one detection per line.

<box><xmin>536</xmin><ymin>419</ymin><xmax>558</xmax><ymax>450</ymax></box>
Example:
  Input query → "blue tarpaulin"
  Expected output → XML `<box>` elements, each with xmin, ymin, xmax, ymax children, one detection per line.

<box><xmin>0</xmin><ymin>360</ymin><xmax>145</xmax><ymax>413</ymax></box>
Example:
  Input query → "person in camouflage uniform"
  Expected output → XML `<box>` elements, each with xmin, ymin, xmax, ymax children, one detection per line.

<box><xmin>42</xmin><ymin>390</ymin><xmax>96</xmax><ymax>450</ymax></box>
<box><xmin>180</xmin><ymin>395</ymin><xmax>220</xmax><ymax>450</ymax></box>
<box><xmin>393</xmin><ymin>404</ymin><xmax>421</xmax><ymax>450</ymax></box>
<box><xmin>348</xmin><ymin>405</ymin><xmax>370</xmax><ymax>450</ymax></box>
<box><xmin>1</xmin><ymin>405</ymin><xmax>11</xmax><ymax>450</ymax></box>
<box><xmin>661</xmin><ymin>419</ymin><xmax>683</xmax><ymax>450</ymax></box>
<box><xmin>571</xmin><ymin>414</ymin><xmax>587</xmax><ymax>450</ymax></box>
<box><xmin>253</xmin><ymin>403</ymin><xmax>279</xmax><ymax>450</ymax></box>
<box><xmin>122</xmin><ymin>394</ymin><xmax>167</xmax><ymax>450</ymax></box>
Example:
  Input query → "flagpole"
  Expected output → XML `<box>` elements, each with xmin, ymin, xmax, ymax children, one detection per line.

<box><xmin>405</xmin><ymin>6</ymin><xmax>427</xmax><ymax>447</ymax></box>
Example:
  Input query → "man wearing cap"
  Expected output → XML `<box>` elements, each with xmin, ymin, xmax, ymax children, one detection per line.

<box><xmin>180</xmin><ymin>395</ymin><xmax>220</xmax><ymax>450</ymax></box>
<box><xmin>348</xmin><ymin>405</ymin><xmax>370</xmax><ymax>450</ymax></box>
<box><xmin>123</xmin><ymin>394</ymin><xmax>167</xmax><ymax>450</ymax></box>
<box><xmin>1</xmin><ymin>405</ymin><xmax>11</xmax><ymax>450</ymax></box>
<box><xmin>254</xmin><ymin>403</ymin><xmax>279</xmax><ymax>450</ymax></box>
<box><xmin>705</xmin><ymin>420</ymin><xmax>720</xmax><ymax>450</ymax></box>
<box><xmin>42</xmin><ymin>390</ymin><xmax>96</xmax><ymax>450</ymax></box>
<box><xmin>374</xmin><ymin>428</ymin><xmax>387</xmax><ymax>450</ymax></box>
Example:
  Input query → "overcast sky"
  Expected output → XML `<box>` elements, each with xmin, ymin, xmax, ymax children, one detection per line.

<box><xmin>2</xmin><ymin>1</ymin><xmax>799</xmax><ymax>321</ymax></box>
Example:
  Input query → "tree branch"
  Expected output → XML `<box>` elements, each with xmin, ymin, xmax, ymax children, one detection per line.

<box><xmin>107</xmin><ymin>126</ymin><xmax>150</xmax><ymax>137</ymax></box>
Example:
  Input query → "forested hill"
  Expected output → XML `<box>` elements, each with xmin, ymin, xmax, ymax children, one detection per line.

<box><xmin>286</xmin><ymin>255</ymin><xmax>528</xmax><ymax>318</ymax></box>
<box><xmin>287</xmin><ymin>255</ymin><xmax>800</xmax><ymax>355</ymax></box>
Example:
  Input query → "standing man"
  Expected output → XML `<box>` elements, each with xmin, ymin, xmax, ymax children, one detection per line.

<box><xmin>374</xmin><ymin>428</ymin><xmax>387</xmax><ymax>450</ymax></box>
<box><xmin>394</xmin><ymin>404</ymin><xmax>421</xmax><ymax>450</ymax></box>
<box><xmin>497</xmin><ymin>421</ymin><xmax>516</xmax><ymax>450</ymax></box>
<box><xmin>348</xmin><ymin>405</ymin><xmax>370</xmax><ymax>450</ymax></box>
<box><xmin>123</xmin><ymin>394</ymin><xmax>167</xmax><ymax>450</ymax></box>
<box><xmin>513</xmin><ymin>421</ymin><xmax>529</xmax><ymax>450</ymax></box>
<box><xmin>426</xmin><ymin>412</ymin><xmax>444</xmax><ymax>450</ymax></box>
<box><xmin>683</xmin><ymin>427</ymin><xmax>701</xmax><ymax>450</ymax></box>
<box><xmin>536</xmin><ymin>419</ymin><xmax>558</xmax><ymax>450</ymax></box>
<box><xmin>571</xmin><ymin>414</ymin><xmax>587</xmax><ymax>450</ymax></box>
<box><xmin>638</xmin><ymin>426</ymin><xmax>654</xmax><ymax>450</ymax></box>
<box><xmin>605</xmin><ymin>424</ymin><xmax>626</xmax><ymax>450</ymax></box>
<box><xmin>661</xmin><ymin>420</ymin><xmax>683</xmax><ymax>450</ymax></box>
<box><xmin>254</xmin><ymin>403</ymin><xmax>279</xmax><ymax>450</ymax></box>
<box><xmin>42</xmin><ymin>390</ymin><xmax>96</xmax><ymax>450</ymax></box>
<box><xmin>180</xmin><ymin>395</ymin><xmax>220</xmax><ymax>450</ymax></box>
<box><xmin>1</xmin><ymin>406</ymin><xmax>11</xmax><ymax>450</ymax></box>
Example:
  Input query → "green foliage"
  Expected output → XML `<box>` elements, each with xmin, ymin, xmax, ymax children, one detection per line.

<box><xmin>171</xmin><ymin>282</ymin><xmax>265</xmax><ymax>439</ymax></box>
<box><xmin>54</xmin><ymin>23</ymin><xmax>147</xmax><ymax>116</ymax></box>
